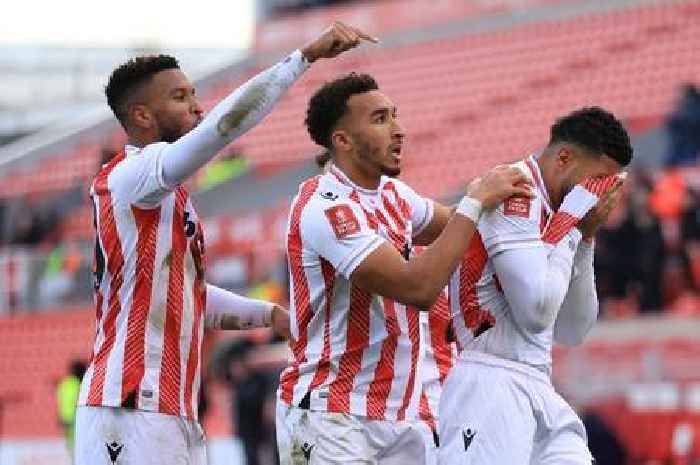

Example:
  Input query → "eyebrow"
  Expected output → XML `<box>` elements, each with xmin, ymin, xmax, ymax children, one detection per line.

<box><xmin>370</xmin><ymin>106</ymin><xmax>396</xmax><ymax>117</ymax></box>
<box><xmin>170</xmin><ymin>86</ymin><xmax>194</xmax><ymax>96</ymax></box>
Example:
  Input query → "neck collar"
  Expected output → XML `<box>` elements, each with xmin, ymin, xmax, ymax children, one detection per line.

<box><xmin>524</xmin><ymin>154</ymin><xmax>552</xmax><ymax>211</ymax></box>
<box><xmin>328</xmin><ymin>163</ymin><xmax>379</xmax><ymax>196</ymax></box>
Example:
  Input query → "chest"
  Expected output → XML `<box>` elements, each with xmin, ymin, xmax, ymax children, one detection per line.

<box><xmin>168</xmin><ymin>188</ymin><xmax>206</xmax><ymax>279</ymax></box>
<box><xmin>355</xmin><ymin>190</ymin><xmax>413</xmax><ymax>258</ymax></box>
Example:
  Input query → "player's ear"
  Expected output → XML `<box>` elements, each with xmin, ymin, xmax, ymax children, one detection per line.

<box><xmin>129</xmin><ymin>103</ymin><xmax>154</xmax><ymax>130</ymax></box>
<box><xmin>556</xmin><ymin>146</ymin><xmax>574</xmax><ymax>168</ymax></box>
<box><xmin>330</xmin><ymin>129</ymin><xmax>353</xmax><ymax>152</ymax></box>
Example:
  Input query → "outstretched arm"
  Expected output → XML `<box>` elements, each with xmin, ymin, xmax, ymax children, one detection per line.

<box><xmin>161</xmin><ymin>22</ymin><xmax>377</xmax><ymax>187</ymax></box>
<box><xmin>205</xmin><ymin>284</ymin><xmax>290</xmax><ymax>338</ymax></box>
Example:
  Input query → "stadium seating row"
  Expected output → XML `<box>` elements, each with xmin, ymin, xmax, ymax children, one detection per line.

<box><xmin>2</xmin><ymin>2</ymin><xmax>699</xmax><ymax>201</ymax></box>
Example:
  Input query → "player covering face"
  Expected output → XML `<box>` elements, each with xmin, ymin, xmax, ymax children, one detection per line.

<box><xmin>276</xmin><ymin>73</ymin><xmax>532</xmax><ymax>465</ymax></box>
<box><xmin>74</xmin><ymin>22</ymin><xmax>377</xmax><ymax>465</ymax></box>
<box><xmin>440</xmin><ymin>107</ymin><xmax>633</xmax><ymax>465</ymax></box>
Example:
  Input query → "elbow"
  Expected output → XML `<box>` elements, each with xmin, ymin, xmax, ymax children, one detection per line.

<box><xmin>515</xmin><ymin>274</ymin><xmax>562</xmax><ymax>333</ymax></box>
<box><xmin>403</xmin><ymin>278</ymin><xmax>441</xmax><ymax>310</ymax></box>
<box><xmin>521</xmin><ymin>309</ymin><xmax>552</xmax><ymax>334</ymax></box>
<box><xmin>518</xmin><ymin>294</ymin><xmax>555</xmax><ymax>334</ymax></box>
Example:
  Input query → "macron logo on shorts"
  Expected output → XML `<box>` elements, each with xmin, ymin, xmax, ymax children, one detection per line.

<box><xmin>325</xmin><ymin>205</ymin><xmax>360</xmax><ymax>239</ymax></box>
<box><xmin>462</xmin><ymin>427</ymin><xmax>476</xmax><ymax>451</ymax></box>
<box><xmin>105</xmin><ymin>441</ymin><xmax>124</xmax><ymax>464</ymax></box>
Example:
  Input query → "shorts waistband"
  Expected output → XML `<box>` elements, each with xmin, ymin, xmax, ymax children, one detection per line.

<box><xmin>457</xmin><ymin>351</ymin><xmax>551</xmax><ymax>385</ymax></box>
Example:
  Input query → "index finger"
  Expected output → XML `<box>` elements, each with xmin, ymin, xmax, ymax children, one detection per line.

<box><xmin>349</xmin><ymin>25</ymin><xmax>379</xmax><ymax>43</ymax></box>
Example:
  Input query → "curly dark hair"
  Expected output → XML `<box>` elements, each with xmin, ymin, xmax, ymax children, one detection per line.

<box><xmin>105</xmin><ymin>54</ymin><xmax>180</xmax><ymax>129</ymax></box>
<box><xmin>549</xmin><ymin>106</ymin><xmax>633</xmax><ymax>166</ymax></box>
<box><xmin>305</xmin><ymin>73</ymin><xmax>379</xmax><ymax>149</ymax></box>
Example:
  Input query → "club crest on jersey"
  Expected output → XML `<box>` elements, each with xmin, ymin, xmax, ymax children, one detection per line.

<box><xmin>325</xmin><ymin>205</ymin><xmax>360</xmax><ymax>239</ymax></box>
<box><xmin>504</xmin><ymin>195</ymin><xmax>531</xmax><ymax>218</ymax></box>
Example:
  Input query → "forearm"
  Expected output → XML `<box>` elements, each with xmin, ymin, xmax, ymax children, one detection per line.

<box><xmin>413</xmin><ymin>202</ymin><xmax>455</xmax><ymax>246</ymax></box>
<box><xmin>204</xmin><ymin>284</ymin><xmax>273</xmax><ymax>330</ymax></box>
<box><xmin>554</xmin><ymin>241</ymin><xmax>598</xmax><ymax>345</ymax></box>
<box><xmin>352</xmin><ymin>200</ymin><xmax>479</xmax><ymax>310</ymax></box>
<box><xmin>161</xmin><ymin>50</ymin><xmax>309</xmax><ymax>187</ymax></box>
<box><xmin>495</xmin><ymin>229</ymin><xmax>581</xmax><ymax>333</ymax></box>
<box><xmin>404</xmin><ymin>213</ymin><xmax>478</xmax><ymax>308</ymax></box>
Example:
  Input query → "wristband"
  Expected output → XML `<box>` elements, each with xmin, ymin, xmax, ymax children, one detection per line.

<box><xmin>456</xmin><ymin>196</ymin><xmax>483</xmax><ymax>223</ymax></box>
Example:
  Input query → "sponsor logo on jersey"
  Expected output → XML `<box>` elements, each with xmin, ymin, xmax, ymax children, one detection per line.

<box><xmin>325</xmin><ymin>205</ymin><xmax>361</xmax><ymax>239</ymax></box>
<box><xmin>504</xmin><ymin>196</ymin><xmax>531</xmax><ymax>218</ymax></box>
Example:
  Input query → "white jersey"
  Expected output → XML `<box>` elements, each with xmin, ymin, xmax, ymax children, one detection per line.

<box><xmin>79</xmin><ymin>144</ymin><xmax>207</xmax><ymax>421</ymax></box>
<box><xmin>279</xmin><ymin>164</ymin><xmax>434</xmax><ymax>421</ymax></box>
<box><xmin>418</xmin><ymin>291</ymin><xmax>454</xmax><ymax>433</ymax></box>
<box><xmin>448</xmin><ymin>155</ymin><xmax>557</xmax><ymax>373</ymax></box>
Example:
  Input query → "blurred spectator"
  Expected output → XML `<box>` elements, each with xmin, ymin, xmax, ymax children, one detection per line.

<box><xmin>681</xmin><ymin>186</ymin><xmax>700</xmax><ymax>290</ymax></box>
<box><xmin>57</xmin><ymin>359</ymin><xmax>86</xmax><ymax>461</ymax></box>
<box><xmin>7</xmin><ymin>199</ymin><xmax>55</xmax><ymax>246</ymax></box>
<box><xmin>220</xmin><ymin>338</ymin><xmax>280</xmax><ymax>465</ymax></box>
<box><xmin>38</xmin><ymin>242</ymin><xmax>83</xmax><ymax>307</ymax></box>
<box><xmin>0</xmin><ymin>199</ymin><xmax>7</xmax><ymax>246</ymax></box>
<box><xmin>580</xmin><ymin>409</ymin><xmax>627</xmax><ymax>465</ymax></box>
<box><xmin>667</xmin><ymin>84</ymin><xmax>700</xmax><ymax>166</ymax></box>
<box><xmin>195</xmin><ymin>149</ymin><xmax>250</xmax><ymax>192</ymax></box>
<box><xmin>596</xmin><ymin>174</ymin><xmax>666</xmax><ymax>314</ymax></box>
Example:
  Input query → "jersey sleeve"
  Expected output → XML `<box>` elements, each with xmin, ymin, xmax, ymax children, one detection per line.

<box><xmin>388</xmin><ymin>179</ymin><xmax>434</xmax><ymax>238</ymax></box>
<box><xmin>108</xmin><ymin>143</ymin><xmax>173</xmax><ymax>207</ymax></box>
<box><xmin>479</xmin><ymin>195</ymin><xmax>543</xmax><ymax>256</ymax></box>
<box><xmin>301</xmin><ymin>199</ymin><xmax>386</xmax><ymax>279</ymax></box>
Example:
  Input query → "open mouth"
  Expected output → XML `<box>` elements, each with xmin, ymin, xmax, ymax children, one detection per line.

<box><xmin>390</xmin><ymin>144</ymin><xmax>402</xmax><ymax>160</ymax></box>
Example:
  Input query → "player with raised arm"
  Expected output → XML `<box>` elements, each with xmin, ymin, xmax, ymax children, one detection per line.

<box><xmin>276</xmin><ymin>73</ymin><xmax>532</xmax><ymax>465</ymax></box>
<box><xmin>74</xmin><ymin>22</ymin><xmax>376</xmax><ymax>465</ymax></box>
<box><xmin>440</xmin><ymin>107</ymin><xmax>633</xmax><ymax>465</ymax></box>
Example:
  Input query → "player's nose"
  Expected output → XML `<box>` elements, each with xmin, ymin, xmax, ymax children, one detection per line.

<box><xmin>392</xmin><ymin>119</ymin><xmax>406</xmax><ymax>139</ymax></box>
<box><xmin>191</xmin><ymin>98</ymin><xmax>204</xmax><ymax>118</ymax></box>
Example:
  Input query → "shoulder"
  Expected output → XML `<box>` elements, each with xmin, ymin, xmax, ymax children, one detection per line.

<box><xmin>295</xmin><ymin>175</ymin><xmax>372</xmax><ymax>239</ymax></box>
<box><xmin>293</xmin><ymin>173</ymin><xmax>357</xmax><ymax>210</ymax></box>
<box><xmin>479</xmin><ymin>160</ymin><xmax>544</xmax><ymax>233</ymax></box>
<box><xmin>107</xmin><ymin>143</ymin><xmax>167</xmax><ymax>178</ymax></box>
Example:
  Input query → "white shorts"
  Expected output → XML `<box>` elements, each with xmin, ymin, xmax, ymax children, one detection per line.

<box><xmin>417</xmin><ymin>419</ymin><xmax>439</xmax><ymax>465</ymax></box>
<box><xmin>276</xmin><ymin>399</ymin><xmax>431</xmax><ymax>465</ymax></box>
<box><xmin>74</xmin><ymin>406</ymin><xmax>207</xmax><ymax>465</ymax></box>
<box><xmin>438</xmin><ymin>352</ymin><xmax>592</xmax><ymax>465</ymax></box>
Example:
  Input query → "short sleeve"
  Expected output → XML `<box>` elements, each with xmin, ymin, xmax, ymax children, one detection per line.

<box><xmin>108</xmin><ymin>143</ymin><xmax>173</xmax><ymax>207</ymax></box>
<box><xmin>386</xmin><ymin>180</ymin><xmax>434</xmax><ymax>238</ymax></box>
<box><xmin>301</xmin><ymin>200</ymin><xmax>386</xmax><ymax>279</ymax></box>
<box><xmin>479</xmin><ymin>195</ymin><xmax>543</xmax><ymax>256</ymax></box>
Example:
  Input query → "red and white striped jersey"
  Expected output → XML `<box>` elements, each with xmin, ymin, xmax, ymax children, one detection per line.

<box><xmin>279</xmin><ymin>164</ymin><xmax>434</xmax><ymax>421</ymax></box>
<box><xmin>418</xmin><ymin>291</ymin><xmax>455</xmax><ymax>433</ymax></box>
<box><xmin>79</xmin><ymin>143</ymin><xmax>207</xmax><ymax>421</ymax></box>
<box><xmin>448</xmin><ymin>155</ymin><xmax>557</xmax><ymax>373</ymax></box>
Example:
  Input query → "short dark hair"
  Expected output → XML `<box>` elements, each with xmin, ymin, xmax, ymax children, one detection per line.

<box><xmin>305</xmin><ymin>73</ymin><xmax>379</xmax><ymax>149</ymax></box>
<box><xmin>549</xmin><ymin>106</ymin><xmax>633</xmax><ymax>166</ymax></box>
<box><xmin>105</xmin><ymin>54</ymin><xmax>180</xmax><ymax>128</ymax></box>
